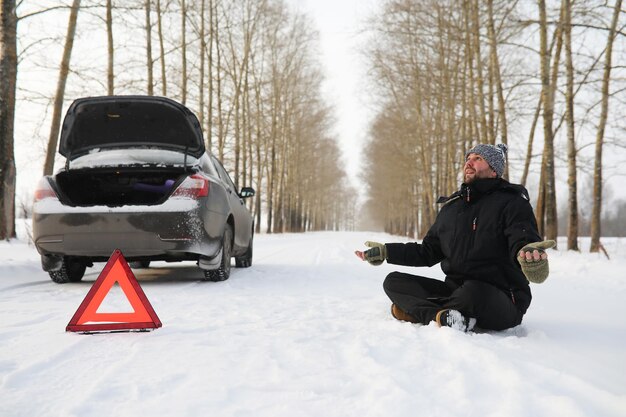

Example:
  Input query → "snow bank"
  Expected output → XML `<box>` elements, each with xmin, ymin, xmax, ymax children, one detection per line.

<box><xmin>1</xmin><ymin>226</ymin><xmax>625</xmax><ymax>417</ymax></box>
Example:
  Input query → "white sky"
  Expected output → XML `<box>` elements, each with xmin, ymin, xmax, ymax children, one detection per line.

<box><xmin>285</xmin><ymin>0</ymin><xmax>381</xmax><ymax>196</ymax></box>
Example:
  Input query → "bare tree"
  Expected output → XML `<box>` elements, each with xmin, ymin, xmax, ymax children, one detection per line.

<box><xmin>590</xmin><ymin>0</ymin><xmax>622</xmax><ymax>253</ymax></box>
<box><xmin>145</xmin><ymin>0</ymin><xmax>154</xmax><ymax>95</ymax></box>
<box><xmin>520</xmin><ymin>23</ymin><xmax>563</xmax><ymax>189</ymax></box>
<box><xmin>214</xmin><ymin>0</ymin><xmax>224</xmax><ymax>159</ymax></box>
<box><xmin>463</xmin><ymin>0</ymin><xmax>483</xmax><ymax>145</ymax></box>
<box><xmin>486</xmin><ymin>0</ymin><xmax>508</xmax><ymax>174</ymax></box>
<box><xmin>0</xmin><ymin>0</ymin><xmax>18</xmax><ymax>239</ymax></box>
<box><xmin>156</xmin><ymin>0</ymin><xmax>167</xmax><ymax>95</ymax></box>
<box><xmin>205</xmin><ymin>0</ymin><xmax>215</xmax><ymax>150</ymax></box>
<box><xmin>520</xmin><ymin>95</ymin><xmax>541</xmax><ymax>187</ymax></box>
<box><xmin>106</xmin><ymin>0</ymin><xmax>114</xmax><ymax>94</ymax></box>
<box><xmin>198</xmin><ymin>0</ymin><xmax>206</xmax><ymax>126</ymax></box>
<box><xmin>180</xmin><ymin>0</ymin><xmax>187</xmax><ymax>104</ymax></box>
<box><xmin>43</xmin><ymin>0</ymin><xmax>81</xmax><ymax>176</ymax></box>
<box><xmin>470</xmin><ymin>0</ymin><xmax>490</xmax><ymax>145</ymax></box>
<box><xmin>537</xmin><ymin>0</ymin><xmax>559</xmax><ymax>242</ymax></box>
<box><xmin>563</xmin><ymin>0</ymin><xmax>579</xmax><ymax>251</ymax></box>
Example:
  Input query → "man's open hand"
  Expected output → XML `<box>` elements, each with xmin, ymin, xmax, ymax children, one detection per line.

<box><xmin>517</xmin><ymin>240</ymin><xmax>556</xmax><ymax>284</ymax></box>
<box><xmin>355</xmin><ymin>241</ymin><xmax>387</xmax><ymax>266</ymax></box>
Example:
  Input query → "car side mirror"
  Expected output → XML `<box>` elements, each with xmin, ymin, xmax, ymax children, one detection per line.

<box><xmin>239</xmin><ymin>187</ymin><xmax>255</xmax><ymax>199</ymax></box>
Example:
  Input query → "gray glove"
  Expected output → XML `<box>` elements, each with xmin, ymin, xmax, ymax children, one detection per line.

<box><xmin>517</xmin><ymin>240</ymin><xmax>556</xmax><ymax>284</ymax></box>
<box><xmin>363</xmin><ymin>241</ymin><xmax>387</xmax><ymax>266</ymax></box>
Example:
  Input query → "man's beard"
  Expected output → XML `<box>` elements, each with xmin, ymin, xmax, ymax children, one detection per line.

<box><xmin>464</xmin><ymin>171</ymin><xmax>476</xmax><ymax>183</ymax></box>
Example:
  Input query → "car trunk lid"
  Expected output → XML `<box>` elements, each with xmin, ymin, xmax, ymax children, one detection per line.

<box><xmin>59</xmin><ymin>96</ymin><xmax>205</xmax><ymax>160</ymax></box>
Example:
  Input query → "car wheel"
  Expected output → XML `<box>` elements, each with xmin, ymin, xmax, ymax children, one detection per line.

<box><xmin>204</xmin><ymin>224</ymin><xmax>232</xmax><ymax>282</ymax></box>
<box><xmin>235</xmin><ymin>230</ymin><xmax>253</xmax><ymax>268</ymax></box>
<box><xmin>49</xmin><ymin>258</ymin><xmax>87</xmax><ymax>284</ymax></box>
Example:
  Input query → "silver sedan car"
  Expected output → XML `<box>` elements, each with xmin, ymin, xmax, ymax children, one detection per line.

<box><xmin>33</xmin><ymin>96</ymin><xmax>255</xmax><ymax>283</ymax></box>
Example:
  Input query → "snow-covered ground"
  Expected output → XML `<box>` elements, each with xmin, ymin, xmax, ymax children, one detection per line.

<box><xmin>1</xmin><ymin>222</ymin><xmax>625</xmax><ymax>417</ymax></box>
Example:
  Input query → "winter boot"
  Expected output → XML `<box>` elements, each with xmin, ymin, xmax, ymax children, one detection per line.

<box><xmin>435</xmin><ymin>309</ymin><xmax>476</xmax><ymax>332</ymax></box>
<box><xmin>391</xmin><ymin>304</ymin><xmax>419</xmax><ymax>323</ymax></box>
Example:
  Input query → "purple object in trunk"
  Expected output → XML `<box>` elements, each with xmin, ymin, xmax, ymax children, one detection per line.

<box><xmin>133</xmin><ymin>179</ymin><xmax>176</xmax><ymax>194</ymax></box>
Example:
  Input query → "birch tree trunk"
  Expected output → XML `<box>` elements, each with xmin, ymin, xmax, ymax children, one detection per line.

<box><xmin>198</xmin><ymin>0</ymin><xmax>206</xmax><ymax>127</ymax></box>
<box><xmin>215</xmin><ymin>4</ymin><xmax>224</xmax><ymax>159</ymax></box>
<box><xmin>253</xmin><ymin>75</ymin><xmax>263</xmax><ymax>233</ymax></box>
<box><xmin>156</xmin><ymin>0</ymin><xmax>167</xmax><ymax>95</ymax></box>
<box><xmin>563</xmin><ymin>0</ymin><xmax>579</xmax><ymax>251</ymax></box>
<box><xmin>106</xmin><ymin>0</ymin><xmax>114</xmax><ymax>95</ymax></box>
<box><xmin>180</xmin><ymin>0</ymin><xmax>187</xmax><ymax>104</ymax></box>
<box><xmin>520</xmin><ymin>95</ymin><xmax>541</xmax><ymax>187</ymax></box>
<box><xmin>43</xmin><ymin>0</ymin><xmax>81</xmax><ymax>176</ymax></box>
<box><xmin>463</xmin><ymin>0</ymin><xmax>481</xmax><ymax>144</ymax></box>
<box><xmin>206</xmin><ymin>0</ymin><xmax>214</xmax><ymax>150</ymax></box>
<box><xmin>471</xmin><ymin>0</ymin><xmax>490</xmax><ymax>145</ymax></box>
<box><xmin>0</xmin><ymin>0</ymin><xmax>18</xmax><ymax>239</ymax></box>
<box><xmin>145</xmin><ymin>0</ymin><xmax>153</xmax><ymax>95</ymax></box>
<box><xmin>486</xmin><ymin>0</ymin><xmax>508</xmax><ymax>175</ymax></box>
<box><xmin>521</xmin><ymin>25</ymin><xmax>558</xmax><ymax>187</ymax></box>
<box><xmin>590</xmin><ymin>0</ymin><xmax>622</xmax><ymax>253</ymax></box>
<box><xmin>537</xmin><ymin>0</ymin><xmax>558</xmax><ymax>243</ymax></box>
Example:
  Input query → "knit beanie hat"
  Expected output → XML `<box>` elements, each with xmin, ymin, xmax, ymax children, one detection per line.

<box><xmin>465</xmin><ymin>143</ymin><xmax>508</xmax><ymax>178</ymax></box>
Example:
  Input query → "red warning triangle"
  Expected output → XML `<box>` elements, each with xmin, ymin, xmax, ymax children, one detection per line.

<box><xmin>66</xmin><ymin>249</ymin><xmax>162</xmax><ymax>332</ymax></box>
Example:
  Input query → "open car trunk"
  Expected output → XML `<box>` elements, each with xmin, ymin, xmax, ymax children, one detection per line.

<box><xmin>60</xmin><ymin>96</ymin><xmax>205</xmax><ymax>160</ymax></box>
<box><xmin>54</xmin><ymin>167</ymin><xmax>188</xmax><ymax>207</ymax></box>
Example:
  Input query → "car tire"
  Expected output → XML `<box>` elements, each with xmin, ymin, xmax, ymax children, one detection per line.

<box><xmin>235</xmin><ymin>230</ymin><xmax>253</xmax><ymax>268</ymax></box>
<box><xmin>49</xmin><ymin>258</ymin><xmax>87</xmax><ymax>284</ymax></box>
<box><xmin>204</xmin><ymin>224</ymin><xmax>232</xmax><ymax>282</ymax></box>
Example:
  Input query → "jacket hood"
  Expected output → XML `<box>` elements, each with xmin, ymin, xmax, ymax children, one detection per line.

<box><xmin>59</xmin><ymin>96</ymin><xmax>205</xmax><ymax>160</ymax></box>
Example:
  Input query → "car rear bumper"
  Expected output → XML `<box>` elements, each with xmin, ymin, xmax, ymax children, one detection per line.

<box><xmin>33</xmin><ymin>199</ymin><xmax>225</xmax><ymax>261</ymax></box>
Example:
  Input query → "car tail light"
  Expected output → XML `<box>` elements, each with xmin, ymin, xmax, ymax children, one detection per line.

<box><xmin>171</xmin><ymin>174</ymin><xmax>209</xmax><ymax>199</ymax></box>
<box><xmin>34</xmin><ymin>178</ymin><xmax>59</xmax><ymax>202</ymax></box>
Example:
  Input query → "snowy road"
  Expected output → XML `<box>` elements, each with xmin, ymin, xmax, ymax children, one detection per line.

<box><xmin>1</xmin><ymin>228</ymin><xmax>625</xmax><ymax>417</ymax></box>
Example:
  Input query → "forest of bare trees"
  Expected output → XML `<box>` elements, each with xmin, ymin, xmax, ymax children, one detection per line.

<box><xmin>362</xmin><ymin>0</ymin><xmax>625</xmax><ymax>251</ymax></box>
<box><xmin>0</xmin><ymin>0</ymin><xmax>357</xmax><ymax>239</ymax></box>
<box><xmin>1</xmin><ymin>0</ymin><xmax>624</xmax><ymax>247</ymax></box>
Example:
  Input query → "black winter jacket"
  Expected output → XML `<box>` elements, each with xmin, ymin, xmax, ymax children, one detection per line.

<box><xmin>385</xmin><ymin>178</ymin><xmax>541</xmax><ymax>314</ymax></box>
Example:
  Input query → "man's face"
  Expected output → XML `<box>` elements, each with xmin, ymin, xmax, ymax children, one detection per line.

<box><xmin>464</xmin><ymin>153</ymin><xmax>497</xmax><ymax>183</ymax></box>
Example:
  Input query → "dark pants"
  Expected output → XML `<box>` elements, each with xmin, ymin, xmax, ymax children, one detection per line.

<box><xmin>383</xmin><ymin>272</ymin><xmax>523</xmax><ymax>331</ymax></box>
